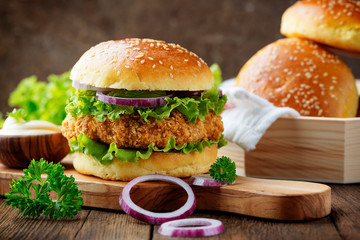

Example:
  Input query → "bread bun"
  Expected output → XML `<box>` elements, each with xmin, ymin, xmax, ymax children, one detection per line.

<box><xmin>235</xmin><ymin>38</ymin><xmax>358</xmax><ymax>117</ymax></box>
<box><xmin>281</xmin><ymin>0</ymin><xmax>360</xmax><ymax>53</ymax></box>
<box><xmin>70</xmin><ymin>38</ymin><xmax>214</xmax><ymax>91</ymax></box>
<box><xmin>73</xmin><ymin>145</ymin><xmax>218</xmax><ymax>181</ymax></box>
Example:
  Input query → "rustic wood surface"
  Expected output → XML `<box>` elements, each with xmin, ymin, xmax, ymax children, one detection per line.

<box><xmin>0</xmin><ymin>181</ymin><xmax>359</xmax><ymax>240</ymax></box>
<box><xmin>0</xmin><ymin>142</ymin><xmax>331</xmax><ymax>221</ymax></box>
<box><xmin>0</xmin><ymin>142</ymin><xmax>359</xmax><ymax>239</ymax></box>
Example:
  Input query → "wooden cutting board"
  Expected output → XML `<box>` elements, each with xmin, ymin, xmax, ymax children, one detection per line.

<box><xmin>0</xmin><ymin>142</ymin><xmax>331</xmax><ymax>221</ymax></box>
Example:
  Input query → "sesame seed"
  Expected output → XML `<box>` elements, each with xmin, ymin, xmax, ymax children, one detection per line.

<box><xmin>140</xmin><ymin>60</ymin><xmax>145</xmax><ymax>64</ymax></box>
<box><xmin>170</xmin><ymin>73</ymin><xmax>173</xmax><ymax>79</ymax></box>
<box><xmin>125</xmin><ymin>65</ymin><xmax>130</xmax><ymax>68</ymax></box>
<box><xmin>148</xmin><ymin>57</ymin><xmax>154</xmax><ymax>60</ymax></box>
<box><xmin>184</xmin><ymin>59</ymin><xmax>189</xmax><ymax>62</ymax></box>
<box><xmin>135</xmin><ymin>53</ymin><xmax>144</xmax><ymax>58</ymax></box>
<box><xmin>170</xmin><ymin>65</ymin><xmax>173</xmax><ymax>70</ymax></box>
<box><xmin>152</xmin><ymin>64</ymin><xmax>156</xmax><ymax>68</ymax></box>
<box><xmin>197</xmin><ymin>61</ymin><xmax>201</xmax><ymax>67</ymax></box>
<box><xmin>159</xmin><ymin>60</ymin><xmax>163</xmax><ymax>65</ymax></box>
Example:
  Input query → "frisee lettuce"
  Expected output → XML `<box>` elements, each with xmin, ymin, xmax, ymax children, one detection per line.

<box><xmin>66</xmin><ymin>87</ymin><xmax>227</xmax><ymax>124</ymax></box>
<box><xmin>69</xmin><ymin>133</ymin><xmax>227</xmax><ymax>165</ymax></box>
<box><xmin>8</xmin><ymin>72</ymin><xmax>74</xmax><ymax>125</ymax></box>
<box><xmin>0</xmin><ymin>113</ymin><xmax>4</xmax><ymax>128</ymax></box>
<box><xmin>210</xmin><ymin>63</ymin><xmax>223</xmax><ymax>88</ymax></box>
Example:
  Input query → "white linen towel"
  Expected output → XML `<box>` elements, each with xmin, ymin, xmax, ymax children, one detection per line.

<box><xmin>219</xmin><ymin>79</ymin><xmax>300</xmax><ymax>151</ymax></box>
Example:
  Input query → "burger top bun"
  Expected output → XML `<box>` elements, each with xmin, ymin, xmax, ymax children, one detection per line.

<box><xmin>281</xmin><ymin>0</ymin><xmax>360</xmax><ymax>53</ymax></box>
<box><xmin>235</xmin><ymin>38</ymin><xmax>358</xmax><ymax>118</ymax></box>
<box><xmin>70</xmin><ymin>38</ymin><xmax>214</xmax><ymax>91</ymax></box>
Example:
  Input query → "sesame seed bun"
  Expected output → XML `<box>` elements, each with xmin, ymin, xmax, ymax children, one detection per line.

<box><xmin>73</xmin><ymin>145</ymin><xmax>218</xmax><ymax>181</ymax></box>
<box><xmin>70</xmin><ymin>38</ymin><xmax>214</xmax><ymax>91</ymax></box>
<box><xmin>235</xmin><ymin>38</ymin><xmax>358</xmax><ymax>117</ymax></box>
<box><xmin>281</xmin><ymin>0</ymin><xmax>360</xmax><ymax>53</ymax></box>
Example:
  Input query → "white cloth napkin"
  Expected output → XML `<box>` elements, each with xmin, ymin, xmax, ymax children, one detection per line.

<box><xmin>219</xmin><ymin>79</ymin><xmax>300</xmax><ymax>151</ymax></box>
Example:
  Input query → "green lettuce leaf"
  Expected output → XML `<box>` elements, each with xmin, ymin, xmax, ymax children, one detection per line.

<box><xmin>66</xmin><ymin>87</ymin><xmax>226</xmax><ymax>124</ymax></box>
<box><xmin>7</xmin><ymin>109</ymin><xmax>26</xmax><ymax>123</ymax></box>
<box><xmin>8</xmin><ymin>72</ymin><xmax>74</xmax><ymax>125</ymax></box>
<box><xmin>210</xmin><ymin>63</ymin><xmax>223</xmax><ymax>88</ymax></box>
<box><xmin>0</xmin><ymin>113</ymin><xmax>5</xmax><ymax>128</ymax></box>
<box><xmin>69</xmin><ymin>133</ymin><xmax>227</xmax><ymax>165</ymax></box>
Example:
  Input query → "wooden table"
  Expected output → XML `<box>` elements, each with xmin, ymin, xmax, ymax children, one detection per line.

<box><xmin>0</xmin><ymin>182</ymin><xmax>359</xmax><ymax>240</ymax></box>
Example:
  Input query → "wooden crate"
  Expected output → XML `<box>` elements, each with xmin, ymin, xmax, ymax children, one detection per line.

<box><xmin>245</xmin><ymin>117</ymin><xmax>360</xmax><ymax>184</ymax></box>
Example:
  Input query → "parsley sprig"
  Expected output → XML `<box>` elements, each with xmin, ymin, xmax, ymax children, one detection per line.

<box><xmin>5</xmin><ymin>159</ymin><xmax>83</xmax><ymax>220</ymax></box>
<box><xmin>209</xmin><ymin>156</ymin><xmax>237</xmax><ymax>184</ymax></box>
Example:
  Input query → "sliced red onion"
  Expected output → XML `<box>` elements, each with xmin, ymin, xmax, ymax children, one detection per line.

<box><xmin>172</xmin><ymin>89</ymin><xmax>223</xmax><ymax>98</ymax></box>
<box><xmin>72</xmin><ymin>80</ymin><xmax>111</xmax><ymax>91</ymax></box>
<box><xmin>218</xmin><ymin>89</ymin><xmax>223</xmax><ymax>97</ymax></box>
<box><xmin>158</xmin><ymin>218</ymin><xmax>225</xmax><ymax>237</ymax></box>
<box><xmin>173</xmin><ymin>90</ymin><xmax>205</xmax><ymax>97</ymax></box>
<box><xmin>189</xmin><ymin>174</ymin><xmax>228</xmax><ymax>186</ymax></box>
<box><xmin>96</xmin><ymin>91</ymin><xmax>171</xmax><ymax>107</ymax></box>
<box><xmin>119</xmin><ymin>174</ymin><xmax>196</xmax><ymax>225</ymax></box>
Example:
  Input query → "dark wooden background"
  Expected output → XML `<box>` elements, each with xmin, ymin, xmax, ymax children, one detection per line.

<box><xmin>1</xmin><ymin>0</ymin><xmax>359</xmax><ymax>115</ymax></box>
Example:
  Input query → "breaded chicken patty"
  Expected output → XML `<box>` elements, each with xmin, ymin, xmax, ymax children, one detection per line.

<box><xmin>62</xmin><ymin>110</ymin><xmax>223</xmax><ymax>149</ymax></box>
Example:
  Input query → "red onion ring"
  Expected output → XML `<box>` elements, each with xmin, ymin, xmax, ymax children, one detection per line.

<box><xmin>72</xmin><ymin>80</ymin><xmax>111</xmax><ymax>91</ymax></box>
<box><xmin>189</xmin><ymin>174</ymin><xmax>228</xmax><ymax>186</ymax></box>
<box><xmin>173</xmin><ymin>89</ymin><xmax>223</xmax><ymax>98</ymax></box>
<box><xmin>173</xmin><ymin>90</ymin><xmax>205</xmax><ymax>97</ymax></box>
<box><xmin>119</xmin><ymin>174</ymin><xmax>196</xmax><ymax>225</ymax></box>
<box><xmin>96</xmin><ymin>91</ymin><xmax>171</xmax><ymax>107</ymax></box>
<box><xmin>158</xmin><ymin>218</ymin><xmax>225</xmax><ymax>237</ymax></box>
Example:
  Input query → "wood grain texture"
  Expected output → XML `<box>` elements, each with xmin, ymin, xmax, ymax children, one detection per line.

<box><xmin>1</xmin><ymin>195</ymin><xmax>348</xmax><ymax>240</ymax></box>
<box><xmin>0</xmin><ymin>148</ymin><xmax>331</xmax><ymax>221</ymax></box>
<box><xmin>331</xmin><ymin>184</ymin><xmax>360</xmax><ymax>239</ymax></box>
<box><xmin>74</xmin><ymin>208</ymin><xmax>152</xmax><ymax>240</ymax></box>
<box><xmin>245</xmin><ymin>117</ymin><xmax>360</xmax><ymax>184</ymax></box>
<box><xmin>152</xmin><ymin>211</ymin><xmax>341</xmax><ymax>240</ymax></box>
<box><xmin>0</xmin><ymin>184</ymin><xmax>358</xmax><ymax>240</ymax></box>
<box><xmin>0</xmin><ymin>197</ymin><xmax>90</xmax><ymax>240</ymax></box>
<box><xmin>0</xmin><ymin>133</ymin><xmax>70</xmax><ymax>168</ymax></box>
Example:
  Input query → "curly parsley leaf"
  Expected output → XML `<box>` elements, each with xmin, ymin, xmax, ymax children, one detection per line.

<box><xmin>209</xmin><ymin>156</ymin><xmax>237</xmax><ymax>184</ymax></box>
<box><xmin>5</xmin><ymin>159</ymin><xmax>83</xmax><ymax>220</ymax></box>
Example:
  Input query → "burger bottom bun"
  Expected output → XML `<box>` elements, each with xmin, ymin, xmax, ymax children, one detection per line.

<box><xmin>73</xmin><ymin>145</ymin><xmax>218</xmax><ymax>181</ymax></box>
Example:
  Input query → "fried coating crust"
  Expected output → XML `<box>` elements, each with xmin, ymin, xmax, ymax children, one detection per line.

<box><xmin>62</xmin><ymin>110</ymin><xmax>223</xmax><ymax>149</ymax></box>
